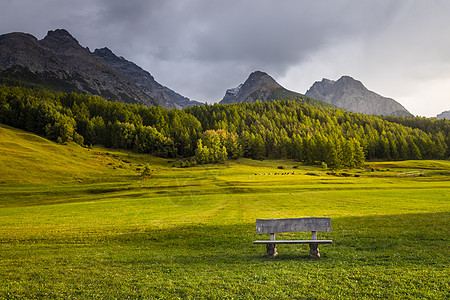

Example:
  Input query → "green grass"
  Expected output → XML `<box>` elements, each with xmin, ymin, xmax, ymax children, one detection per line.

<box><xmin>1</xmin><ymin>124</ymin><xmax>449</xmax><ymax>299</ymax></box>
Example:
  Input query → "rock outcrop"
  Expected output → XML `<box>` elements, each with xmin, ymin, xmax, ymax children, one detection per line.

<box><xmin>306</xmin><ymin>76</ymin><xmax>413</xmax><ymax>117</ymax></box>
<box><xmin>0</xmin><ymin>29</ymin><xmax>201</xmax><ymax>108</ymax></box>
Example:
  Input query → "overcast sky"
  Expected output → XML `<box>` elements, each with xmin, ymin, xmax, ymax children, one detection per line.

<box><xmin>1</xmin><ymin>0</ymin><xmax>449</xmax><ymax>117</ymax></box>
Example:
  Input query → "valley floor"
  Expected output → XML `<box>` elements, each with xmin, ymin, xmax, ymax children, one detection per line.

<box><xmin>1</xmin><ymin>124</ymin><xmax>449</xmax><ymax>298</ymax></box>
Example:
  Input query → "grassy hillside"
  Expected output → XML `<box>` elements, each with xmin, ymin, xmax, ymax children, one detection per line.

<box><xmin>0</xmin><ymin>124</ymin><xmax>168</xmax><ymax>184</ymax></box>
<box><xmin>0</xmin><ymin>125</ymin><xmax>449</xmax><ymax>298</ymax></box>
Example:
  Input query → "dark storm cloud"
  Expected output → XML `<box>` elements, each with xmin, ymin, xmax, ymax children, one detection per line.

<box><xmin>77</xmin><ymin>0</ymin><xmax>406</xmax><ymax>102</ymax></box>
<box><xmin>91</xmin><ymin>0</ymin><xmax>402</xmax><ymax>73</ymax></box>
<box><xmin>1</xmin><ymin>0</ymin><xmax>449</xmax><ymax>115</ymax></box>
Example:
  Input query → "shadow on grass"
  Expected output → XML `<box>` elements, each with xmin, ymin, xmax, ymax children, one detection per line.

<box><xmin>100</xmin><ymin>211</ymin><xmax>449</xmax><ymax>268</ymax></box>
<box><xmin>2</xmin><ymin>212</ymin><xmax>448</xmax><ymax>299</ymax></box>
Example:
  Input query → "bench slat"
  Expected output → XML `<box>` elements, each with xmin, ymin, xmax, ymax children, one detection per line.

<box><xmin>256</xmin><ymin>217</ymin><xmax>331</xmax><ymax>234</ymax></box>
<box><xmin>253</xmin><ymin>240</ymin><xmax>333</xmax><ymax>244</ymax></box>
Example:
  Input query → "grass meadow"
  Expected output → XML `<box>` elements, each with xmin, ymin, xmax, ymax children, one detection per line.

<box><xmin>1</xmin><ymin>124</ymin><xmax>449</xmax><ymax>299</ymax></box>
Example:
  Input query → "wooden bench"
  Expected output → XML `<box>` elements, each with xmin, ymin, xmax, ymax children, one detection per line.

<box><xmin>253</xmin><ymin>217</ymin><xmax>332</xmax><ymax>258</ymax></box>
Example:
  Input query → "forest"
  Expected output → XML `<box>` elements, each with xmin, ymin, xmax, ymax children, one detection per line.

<box><xmin>0</xmin><ymin>84</ymin><xmax>449</xmax><ymax>168</ymax></box>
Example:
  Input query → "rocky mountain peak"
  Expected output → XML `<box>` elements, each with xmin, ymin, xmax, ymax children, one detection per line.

<box><xmin>45</xmin><ymin>29</ymin><xmax>74</xmax><ymax>39</ymax></box>
<box><xmin>335</xmin><ymin>75</ymin><xmax>365</xmax><ymax>90</ymax></box>
<box><xmin>219</xmin><ymin>70</ymin><xmax>281</xmax><ymax>104</ymax></box>
<box><xmin>1</xmin><ymin>29</ymin><xmax>201</xmax><ymax>109</ymax></box>
<box><xmin>248</xmin><ymin>70</ymin><xmax>270</xmax><ymax>79</ymax></box>
<box><xmin>246</xmin><ymin>71</ymin><xmax>280</xmax><ymax>88</ymax></box>
<box><xmin>306</xmin><ymin>75</ymin><xmax>413</xmax><ymax>117</ymax></box>
<box><xmin>40</xmin><ymin>29</ymin><xmax>82</xmax><ymax>53</ymax></box>
<box><xmin>338</xmin><ymin>75</ymin><xmax>356</xmax><ymax>82</ymax></box>
<box><xmin>218</xmin><ymin>70</ymin><xmax>315</xmax><ymax>105</ymax></box>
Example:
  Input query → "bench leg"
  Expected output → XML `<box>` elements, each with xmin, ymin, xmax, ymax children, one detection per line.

<box><xmin>266</xmin><ymin>244</ymin><xmax>277</xmax><ymax>258</ymax></box>
<box><xmin>309</xmin><ymin>243</ymin><xmax>320</xmax><ymax>259</ymax></box>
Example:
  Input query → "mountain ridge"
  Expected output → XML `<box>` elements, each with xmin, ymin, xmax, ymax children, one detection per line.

<box><xmin>219</xmin><ymin>71</ymin><xmax>333</xmax><ymax>108</ymax></box>
<box><xmin>93</xmin><ymin>47</ymin><xmax>202</xmax><ymax>109</ymax></box>
<box><xmin>0</xmin><ymin>29</ymin><xmax>418</xmax><ymax>115</ymax></box>
<box><xmin>436</xmin><ymin>110</ymin><xmax>450</xmax><ymax>120</ymax></box>
<box><xmin>0</xmin><ymin>29</ymin><xmax>200</xmax><ymax>109</ymax></box>
<box><xmin>306</xmin><ymin>76</ymin><xmax>413</xmax><ymax>117</ymax></box>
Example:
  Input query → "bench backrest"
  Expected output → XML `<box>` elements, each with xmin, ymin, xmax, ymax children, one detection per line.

<box><xmin>255</xmin><ymin>217</ymin><xmax>331</xmax><ymax>234</ymax></box>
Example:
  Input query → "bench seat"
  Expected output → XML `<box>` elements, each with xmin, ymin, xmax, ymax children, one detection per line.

<box><xmin>253</xmin><ymin>240</ymin><xmax>333</xmax><ymax>244</ymax></box>
<box><xmin>254</xmin><ymin>217</ymin><xmax>332</xmax><ymax>258</ymax></box>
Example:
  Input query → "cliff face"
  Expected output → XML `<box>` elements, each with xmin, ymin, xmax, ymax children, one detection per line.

<box><xmin>0</xmin><ymin>29</ymin><xmax>201</xmax><ymax>108</ymax></box>
<box><xmin>306</xmin><ymin>76</ymin><xmax>413</xmax><ymax>117</ymax></box>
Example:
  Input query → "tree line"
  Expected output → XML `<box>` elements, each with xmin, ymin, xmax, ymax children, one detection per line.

<box><xmin>0</xmin><ymin>84</ymin><xmax>448</xmax><ymax>168</ymax></box>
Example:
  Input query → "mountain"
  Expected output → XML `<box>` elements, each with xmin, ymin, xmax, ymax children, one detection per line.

<box><xmin>92</xmin><ymin>47</ymin><xmax>202</xmax><ymax>109</ymax></box>
<box><xmin>305</xmin><ymin>76</ymin><xmax>413</xmax><ymax>117</ymax></box>
<box><xmin>436</xmin><ymin>110</ymin><xmax>450</xmax><ymax>119</ymax></box>
<box><xmin>0</xmin><ymin>29</ymin><xmax>200</xmax><ymax>109</ymax></box>
<box><xmin>219</xmin><ymin>71</ymin><xmax>332</xmax><ymax>108</ymax></box>
<box><xmin>0</xmin><ymin>29</ymin><xmax>155</xmax><ymax>105</ymax></box>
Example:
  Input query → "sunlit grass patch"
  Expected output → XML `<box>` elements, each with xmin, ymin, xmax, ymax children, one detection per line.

<box><xmin>1</xmin><ymin>125</ymin><xmax>449</xmax><ymax>298</ymax></box>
